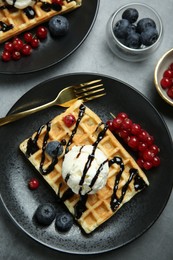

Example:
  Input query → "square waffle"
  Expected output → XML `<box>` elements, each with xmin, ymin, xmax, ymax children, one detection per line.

<box><xmin>0</xmin><ymin>0</ymin><xmax>82</xmax><ymax>44</ymax></box>
<box><xmin>19</xmin><ymin>100</ymin><xmax>149</xmax><ymax>233</ymax></box>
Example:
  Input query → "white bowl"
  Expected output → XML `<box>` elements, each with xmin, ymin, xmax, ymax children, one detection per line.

<box><xmin>106</xmin><ymin>3</ymin><xmax>163</xmax><ymax>62</ymax></box>
<box><xmin>154</xmin><ymin>49</ymin><xmax>173</xmax><ymax>106</ymax></box>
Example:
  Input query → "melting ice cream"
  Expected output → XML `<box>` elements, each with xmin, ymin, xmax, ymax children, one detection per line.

<box><xmin>62</xmin><ymin>145</ymin><xmax>109</xmax><ymax>196</ymax></box>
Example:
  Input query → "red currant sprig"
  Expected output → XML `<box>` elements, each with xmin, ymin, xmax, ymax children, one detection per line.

<box><xmin>106</xmin><ymin>112</ymin><xmax>160</xmax><ymax>170</ymax></box>
<box><xmin>1</xmin><ymin>26</ymin><xmax>48</xmax><ymax>62</ymax></box>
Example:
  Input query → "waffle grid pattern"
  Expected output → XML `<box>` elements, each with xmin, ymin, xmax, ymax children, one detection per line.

<box><xmin>0</xmin><ymin>0</ymin><xmax>82</xmax><ymax>43</ymax></box>
<box><xmin>20</xmin><ymin>100</ymin><xmax>149</xmax><ymax>233</ymax></box>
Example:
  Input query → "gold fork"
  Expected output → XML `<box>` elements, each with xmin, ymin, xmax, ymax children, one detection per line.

<box><xmin>0</xmin><ymin>79</ymin><xmax>105</xmax><ymax>126</ymax></box>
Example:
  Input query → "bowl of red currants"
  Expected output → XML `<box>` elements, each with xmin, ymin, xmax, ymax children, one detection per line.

<box><xmin>154</xmin><ymin>48</ymin><xmax>173</xmax><ymax>106</ymax></box>
<box><xmin>106</xmin><ymin>3</ymin><xmax>163</xmax><ymax>62</ymax></box>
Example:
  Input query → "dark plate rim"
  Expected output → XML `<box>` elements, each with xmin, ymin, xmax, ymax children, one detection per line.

<box><xmin>0</xmin><ymin>1</ymin><xmax>100</xmax><ymax>75</ymax></box>
<box><xmin>1</xmin><ymin>72</ymin><xmax>173</xmax><ymax>254</ymax></box>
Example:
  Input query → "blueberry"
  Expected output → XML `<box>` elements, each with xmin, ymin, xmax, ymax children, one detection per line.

<box><xmin>140</xmin><ymin>27</ymin><xmax>159</xmax><ymax>46</ymax></box>
<box><xmin>136</xmin><ymin>18</ymin><xmax>156</xmax><ymax>33</ymax></box>
<box><xmin>45</xmin><ymin>141</ymin><xmax>63</xmax><ymax>158</ymax></box>
<box><xmin>125</xmin><ymin>32</ymin><xmax>141</xmax><ymax>49</ymax></box>
<box><xmin>55</xmin><ymin>211</ymin><xmax>73</xmax><ymax>232</ymax></box>
<box><xmin>113</xmin><ymin>19</ymin><xmax>131</xmax><ymax>39</ymax></box>
<box><xmin>122</xmin><ymin>8</ymin><xmax>139</xmax><ymax>23</ymax></box>
<box><xmin>48</xmin><ymin>15</ymin><xmax>69</xmax><ymax>37</ymax></box>
<box><xmin>35</xmin><ymin>203</ymin><xmax>56</xmax><ymax>226</ymax></box>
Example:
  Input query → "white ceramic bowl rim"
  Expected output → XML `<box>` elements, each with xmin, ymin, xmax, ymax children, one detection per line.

<box><xmin>110</xmin><ymin>2</ymin><xmax>163</xmax><ymax>53</ymax></box>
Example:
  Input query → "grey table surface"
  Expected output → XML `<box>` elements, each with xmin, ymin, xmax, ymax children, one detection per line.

<box><xmin>0</xmin><ymin>0</ymin><xmax>173</xmax><ymax>259</ymax></box>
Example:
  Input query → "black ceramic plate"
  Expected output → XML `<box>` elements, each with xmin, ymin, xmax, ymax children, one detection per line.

<box><xmin>0</xmin><ymin>1</ymin><xmax>99</xmax><ymax>74</ymax></box>
<box><xmin>0</xmin><ymin>73</ymin><xmax>173</xmax><ymax>254</ymax></box>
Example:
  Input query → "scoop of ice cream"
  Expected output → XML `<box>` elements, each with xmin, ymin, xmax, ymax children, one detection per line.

<box><xmin>62</xmin><ymin>145</ymin><xmax>109</xmax><ymax>195</ymax></box>
<box><xmin>5</xmin><ymin>0</ymin><xmax>36</xmax><ymax>9</ymax></box>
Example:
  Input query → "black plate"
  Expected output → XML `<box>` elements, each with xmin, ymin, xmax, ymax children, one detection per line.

<box><xmin>0</xmin><ymin>73</ymin><xmax>173</xmax><ymax>254</ymax></box>
<box><xmin>0</xmin><ymin>1</ymin><xmax>99</xmax><ymax>74</ymax></box>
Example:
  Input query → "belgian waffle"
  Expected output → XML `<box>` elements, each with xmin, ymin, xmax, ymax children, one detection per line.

<box><xmin>0</xmin><ymin>0</ymin><xmax>82</xmax><ymax>44</ymax></box>
<box><xmin>19</xmin><ymin>100</ymin><xmax>149</xmax><ymax>234</ymax></box>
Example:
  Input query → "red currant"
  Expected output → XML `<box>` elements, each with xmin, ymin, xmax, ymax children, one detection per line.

<box><xmin>152</xmin><ymin>156</ymin><xmax>161</xmax><ymax>167</ymax></box>
<box><xmin>150</xmin><ymin>144</ymin><xmax>159</xmax><ymax>155</ymax></box>
<box><xmin>146</xmin><ymin>134</ymin><xmax>154</xmax><ymax>146</ymax></box>
<box><xmin>169</xmin><ymin>63</ymin><xmax>173</xmax><ymax>70</ymax></box>
<box><xmin>4</xmin><ymin>41</ymin><xmax>13</xmax><ymax>53</ymax></box>
<box><xmin>142</xmin><ymin>149</ymin><xmax>155</xmax><ymax>162</ymax></box>
<box><xmin>63</xmin><ymin>114</ymin><xmax>76</xmax><ymax>127</ymax></box>
<box><xmin>28</xmin><ymin>178</ymin><xmax>39</xmax><ymax>190</ymax></box>
<box><xmin>138</xmin><ymin>129</ymin><xmax>149</xmax><ymax>142</ymax></box>
<box><xmin>122</xmin><ymin>118</ymin><xmax>133</xmax><ymax>131</ymax></box>
<box><xmin>12</xmin><ymin>51</ymin><xmax>21</xmax><ymax>61</ymax></box>
<box><xmin>131</xmin><ymin>123</ymin><xmax>141</xmax><ymax>135</ymax></box>
<box><xmin>163</xmin><ymin>69</ymin><xmax>173</xmax><ymax>78</ymax></box>
<box><xmin>30</xmin><ymin>37</ymin><xmax>40</xmax><ymax>48</ymax></box>
<box><xmin>1</xmin><ymin>50</ymin><xmax>11</xmax><ymax>61</ymax></box>
<box><xmin>52</xmin><ymin>0</ymin><xmax>63</xmax><ymax>4</ymax></box>
<box><xmin>128</xmin><ymin>136</ymin><xmax>139</xmax><ymax>150</ymax></box>
<box><xmin>136</xmin><ymin>157</ymin><xmax>144</xmax><ymax>168</ymax></box>
<box><xmin>143</xmin><ymin>161</ymin><xmax>153</xmax><ymax>170</ymax></box>
<box><xmin>138</xmin><ymin>142</ymin><xmax>148</xmax><ymax>152</ymax></box>
<box><xmin>119</xmin><ymin>129</ymin><xmax>129</xmax><ymax>142</ymax></box>
<box><xmin>24</xmin><ymin>32</ymin><xmax>33</xmax><ymax>43</ymax></box>
<box><xmin>112</xmin><ymin>117</ymin><xmax>123</xmax><ymax>131</ymax></box>
<box><xmin>12</xmin><ymin>37</ymin><xmax>24</xmax><ymax>51</ymax></box>
<box><xmin>167</xmin><ymin>86</ymin><xmax>173</xmax><ymax>99</ymax></box>
<box><xmin>160</xmin><ymin>77</ymin><xmax>172</xmax><ymax>89</ymax></box>
<box><xmin>36</xmin><ymin>26</ymin><xmax>48</xmax><ymax>40</ymax></box>
<box><xmin>21</xmin><ymin>44</ymin><xmax>32</xmax><ymax>56</ymax></box>
<box><xmin>116</xmin><ymin>112</ymin><xmax>128</xmax><ymax>121</ymax></box>
<box><xmin>106</xmin><ymin>120</ymin><xmax>114</xmax><ymax>132</ymax></box>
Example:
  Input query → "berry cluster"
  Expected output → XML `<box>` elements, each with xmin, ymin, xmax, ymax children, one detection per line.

<box><xmin>35</xmin><ymin>203</ymin><xmax>74</xmax><ymax>231</ymax></box>
<box><xmin>107</xmin><ymin>112</ymin><xmax>160</xmax><ymax>170</ymax></box>
<box><xmin>1</xmin><ymin>26</ymin><xmax>48</xmax><ymax>62</ymax></box>
<box><xmin>160</xmin><ymin>63</ymin><xmax>173</xmax><ymax>99</ymax></box>
<box><xmin>114</xmin><ymin>8</ymin><xmax>159</xmax><ymax>49</ymax></box>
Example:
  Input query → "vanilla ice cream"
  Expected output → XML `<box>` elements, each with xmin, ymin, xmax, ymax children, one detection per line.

<box><xmin>5</xmin><ymin>0</ymin><xmax>36</xmax><ymax>9</ymax></box>
<box><xmin>62</xmin><ymin>145</ymin><xmax>109</xmax><ymax>195</ymax></box>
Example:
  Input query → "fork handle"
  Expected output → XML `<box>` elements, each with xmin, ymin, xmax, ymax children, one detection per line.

<box><xmin>0</xmin><ymin>100</ymin><xmax>55</xmax><ymax>126</ymax></box>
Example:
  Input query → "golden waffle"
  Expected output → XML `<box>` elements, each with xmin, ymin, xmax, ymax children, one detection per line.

<box><xmin>19</xmin><ymin>100</ymin><xmax>149</xmax><ymax>234</ymax></box>
<box><xmin>0</xmin><ymin>0</ymin><xmax>82</xmax><ymax>44</ymax></box>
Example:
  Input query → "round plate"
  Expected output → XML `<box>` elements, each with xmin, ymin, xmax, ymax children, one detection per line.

<box><xmin>0</xmin><ymin>73</ymin><xmax>173</xmax><ymax>254</ymax></box>
<box><xmin>0</xmin><ymin>1</ymin><xmax>99</xmax><ymax>74</ymax></box>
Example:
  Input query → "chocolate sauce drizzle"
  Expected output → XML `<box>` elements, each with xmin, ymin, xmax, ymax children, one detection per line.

<box><xmin>26</xmin><ymin>122</ymin><xmax>59</xmax><ymax>175</ymax></box>
<box><xmin>39</xmin><ymin>121</ymin><xmax>56</xmax><ymax>175</ymax></box>
<box><xmin>26</xmin><ymin>124</ymin><xmax>45</xmax><ymax>157</ymax></box>
<box><xmin>26</xmin><ymin>104</ymin><xmax>147</xmax><ymax>219</ymax></box>
<box><xmin>78</xmin><ymin>124</ymin><xmax>108</xmax><ymax>195</ymax></box>
<box><xmin>89</xmin><ymin>159</ymin><xmax>108</xmax><ymax>189</ymax></box>
<box><xmin>0</xmin><ymin>0</ymin><xmax>64</xmax><ymax>30</ymax></box>
<box><xmin>65</xmin><ymin>104</ymin><xmax>86</xmax><ymax>154</ymax></box>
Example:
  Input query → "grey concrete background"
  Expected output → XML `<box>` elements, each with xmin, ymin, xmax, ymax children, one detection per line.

<box><xmin>0</xmin><ymin>0</ymin><xmax>173</xmax><ymax>259</ymax></box>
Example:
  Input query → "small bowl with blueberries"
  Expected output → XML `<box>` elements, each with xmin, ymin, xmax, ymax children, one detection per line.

<box><xmin>106</xmin><ymin>3</ymin><xmax>163</xmax><ymax>62</ymax></box>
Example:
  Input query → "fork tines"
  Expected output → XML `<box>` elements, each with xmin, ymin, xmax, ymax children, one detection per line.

<box><xmin>74</xmin><ymin>79</ymin><xmax>106</xmax><ymax>101</ymax></box>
